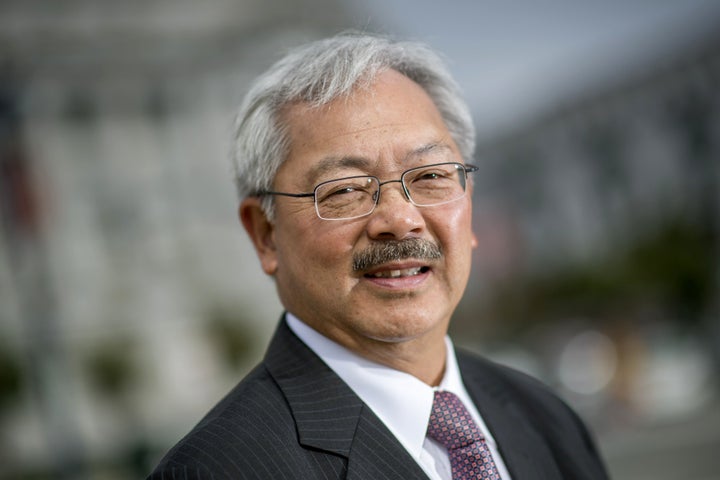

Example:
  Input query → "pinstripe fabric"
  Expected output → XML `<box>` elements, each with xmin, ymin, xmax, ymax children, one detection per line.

<box><xmin>148</xmin><ymin>318</ymin><xmax>429</xmax><ymax>480</ymax></box>
<box><xmin>148</xmin><ymin>317</ymin><xmax>608</xmax><ymax>479</ymax></box>
<box><xmin>456</xmin><ymin>352</ymin><xmax>609</xmax><ymax>479</ymax></box>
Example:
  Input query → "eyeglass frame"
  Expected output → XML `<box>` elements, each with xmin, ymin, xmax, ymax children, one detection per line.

<box><xmin>254</xmin><ymin>161</ymin><xmax>479</xmax><ymax>220</ymax></box>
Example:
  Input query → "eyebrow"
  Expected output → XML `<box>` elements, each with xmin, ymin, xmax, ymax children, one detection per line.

<box><xmin>304</xmin><ymin>141</ymin><xmax>453</xmax><ymax>184</ymax></box>
<box><xmin>304</xmin><ymin>156</ymin><xmax>373</xmax><ymax>185</ymax></box>
<box><xmin>408</xmin><ymin>142</ymin><xmax>451</xmax><ymax>159</ymax></box>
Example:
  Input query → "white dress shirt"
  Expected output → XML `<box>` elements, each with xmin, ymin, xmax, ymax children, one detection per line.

<box><xmin>286</xmin><ymin>313</ymin><xmax>512</xmax><ymax>480</ymax></box>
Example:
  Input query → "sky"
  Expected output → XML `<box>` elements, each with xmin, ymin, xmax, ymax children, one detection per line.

<box><xmin>340</xmin><ymin>0</ymin><xmax>720</xmax><ymax>140</ymax></box>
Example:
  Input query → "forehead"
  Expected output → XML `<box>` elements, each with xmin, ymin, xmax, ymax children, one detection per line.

<box><xmin>277</xmin><ymin>70</ymin><xmax>458</xmax><ymax>182</ymax></box>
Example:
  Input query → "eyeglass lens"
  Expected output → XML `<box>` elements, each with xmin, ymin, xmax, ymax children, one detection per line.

<box><xmin>314</xmin><ymin>163</ymin><xmax>468</xmax><ymax>220</ymax></box>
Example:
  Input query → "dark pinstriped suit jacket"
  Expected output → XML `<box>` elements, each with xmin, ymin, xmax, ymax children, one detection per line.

<box><xmin>148</xmin><ymin>317</ymin><xmax>608</xmax><ymax>479</ymax></box>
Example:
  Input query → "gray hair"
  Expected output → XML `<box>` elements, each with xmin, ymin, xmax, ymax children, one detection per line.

<box><xmin>231</xmin><ymin>32</ymin><xmax>475</xmax><ymax>217</ymax></box>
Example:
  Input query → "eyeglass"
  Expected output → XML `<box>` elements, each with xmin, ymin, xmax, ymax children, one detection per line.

<box><xmin>256</xmin><ymin>162</ymin><xmax>478</xmax><ymax>220</ymax></box>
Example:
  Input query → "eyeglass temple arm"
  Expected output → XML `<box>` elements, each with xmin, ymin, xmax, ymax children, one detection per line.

<box><xmin>254</xmin><ymin>190</ymin><xmax>315</xmax><ymax>198</ymax></box>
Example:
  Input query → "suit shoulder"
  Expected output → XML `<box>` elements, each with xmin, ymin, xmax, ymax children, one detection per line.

<box><xmin>456</xmin><ymin>349</ymin><xmax>609</xmax><ymax>478</ymax></box>
<box><xmin>148</xmin><ymin>363</ymin><xmax>300</xmax><ymax>479</ymax></box>
<box><xmin>456</xmin><ymin>348</ymin><xmax>564</xmax><ymax>406</ymax></box>
<box><xmin>455</xmin><ymin>349</ymin><xmax>592</xmax><ymax>443</ymax></box>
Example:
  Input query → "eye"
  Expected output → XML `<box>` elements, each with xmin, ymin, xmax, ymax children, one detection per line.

<box><xmin>418</xmin><ymin>172</ymin><xmax>443</xmax><ymax>180</ymax></box>
<box><xmin>412</xmin><ymin>169</ymin><xmax>453</xmax><ymax>183</ymax></box>
<box><xmin>316</xmin><ymin>177</ymin><xmax>375</xmax><ymax>203</ymax></box>
<box><xmin>329</xmin><ymin>186</ymin><xmax>359</xmax><ymax>196</ymax></box>
<box><xmin>317</xmin><ymin>185</ymin><xmax>359</xmax><ymax>202</ymax></box>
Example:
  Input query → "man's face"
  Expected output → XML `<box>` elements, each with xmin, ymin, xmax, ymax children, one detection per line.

<box><xmin>244</xmin><ymin>69</ymin><xmax>476</xmax><ymax>354</ymax></box>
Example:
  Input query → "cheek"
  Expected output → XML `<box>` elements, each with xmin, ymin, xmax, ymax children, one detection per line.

<box><xmin>278</xmin><ymin>221</ymin><xmax>360</xmax><ymax>272</ymax></box>
<box><xmin>432</xmin><ymin>199</ymin><xmax>474</xmax><ymax>245</ymax></box>
<box><xmin>429</xmin><ymin>202</ymin><xmax>475</xmax><ymax>282</ymax></box>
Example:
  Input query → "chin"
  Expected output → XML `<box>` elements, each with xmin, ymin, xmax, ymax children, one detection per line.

<box><xmin>364</xmin><ymin>310</ymin><xmax>446</xmax><ymax>343</ymax></box>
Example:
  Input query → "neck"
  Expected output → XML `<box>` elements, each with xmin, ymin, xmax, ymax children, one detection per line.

<box><xmin>367</xmin><ymin>340</ymin><xmax>447</xmax><ymax>386</ymax></box>
<box><xmin>331</xmin><ymin>328</ymin><xmax>448</xmax><ymax>386</ymax></box>
<box><xmin>287</xmin><ymin>311</ymin><xmax>450</xmax><ymax>386</ymax></box>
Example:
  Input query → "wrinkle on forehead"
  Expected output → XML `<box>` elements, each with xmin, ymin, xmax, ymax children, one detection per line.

<box><xmin>303</xmin><ymin>141</ymin><xmax>455</xmax><ymax>184</ymax></box>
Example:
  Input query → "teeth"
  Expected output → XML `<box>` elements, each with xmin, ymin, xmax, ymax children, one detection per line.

<box><xmin>371</xmin><ymin>267</ymin><xmax>423</xmax><ymax>278</ymax></box>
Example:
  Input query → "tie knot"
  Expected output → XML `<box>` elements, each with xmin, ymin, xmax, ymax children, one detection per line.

<box><xmin>427</xmin><ymin>390</ymin><xmax>483</xmax><ymax>450</ymax></box>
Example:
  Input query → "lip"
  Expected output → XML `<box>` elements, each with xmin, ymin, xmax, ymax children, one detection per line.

<box><xmin>360</xmin><ymin>261</ymin><xmax>432</xmax><ymax>289</ymax></box>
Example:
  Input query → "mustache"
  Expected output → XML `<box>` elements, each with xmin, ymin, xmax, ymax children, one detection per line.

<box><xmin>352</xmin><ymin>238</ymin><xmax>443</xmax><ymax>272</ymax></box>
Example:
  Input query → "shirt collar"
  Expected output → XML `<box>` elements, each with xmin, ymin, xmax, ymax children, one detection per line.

<box><xmin>286</xmin><ymin>313</ymin><xmax>469</xmax><ymax>460</ymax></box>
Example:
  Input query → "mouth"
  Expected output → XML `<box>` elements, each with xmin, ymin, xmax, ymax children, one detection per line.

<box><xmin>365</xmin><ymin>266</ymin><xmax>431</xmax><ymax>279</ymax></box>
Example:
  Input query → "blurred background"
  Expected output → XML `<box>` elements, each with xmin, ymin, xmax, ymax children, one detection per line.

<box><xmin>1</xmin><ymin>0</ymin><xmax>718</xmax><ymax>478</ymax></box>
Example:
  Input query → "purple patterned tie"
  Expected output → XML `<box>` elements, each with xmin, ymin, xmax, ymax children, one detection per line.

<box><xmin>427</xmin><ymin>390</ymin><xmax>502</xmax><ymax>480</ymax></box>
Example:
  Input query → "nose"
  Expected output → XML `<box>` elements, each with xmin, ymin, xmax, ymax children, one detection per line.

<box><xmin>375</xmin><ymin>178</ymin><xmax>410</xmax><ymax>202</ymax></box>
<box><xmin>365</xmin><ymin>180</ymin><xmax>426</xmax><ymax>240</ymax></box>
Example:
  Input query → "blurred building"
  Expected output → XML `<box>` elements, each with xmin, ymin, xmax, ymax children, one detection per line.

<box><xmin>0</xmin><ymin>1</ymin><xmax>353</xmax><ymax>478</ymax></box>
<box><xmin>453</xmin><ymin>26</ymin><xmax>720</xmax><ymax>480</ymax></box>
<box><xmin>0</xmin><ymin>1</ymin><xmax>719</xmax><ymax>479</ymax></box>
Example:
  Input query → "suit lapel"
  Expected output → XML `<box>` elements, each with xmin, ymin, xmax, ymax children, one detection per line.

<box><xmin>264</xmin><ymin>318</ymin><xmax>430</xmax><ymax>479</ymax></box>
<box><xmin>457</xmin><ymin>351</ymin><xmax>563</xmax><ymax>479</ymax></box>
<box><xmin>346</xmin><ymin>404</ymin><xmax>431</xmax><ymax>480</ymax></box>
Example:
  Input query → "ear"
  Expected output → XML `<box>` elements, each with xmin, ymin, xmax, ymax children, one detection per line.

<box><xmin>471</xmin><ymin>230</ymin><xmax>478</xmax><ymax>249</ymax></box>
<box><xmin>239</xmin><ymin>197</ymin><xmax>278</xmax><ymax>275</ymax></box>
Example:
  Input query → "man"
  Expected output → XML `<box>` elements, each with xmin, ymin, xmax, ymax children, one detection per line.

<box><xmin>149</xmin><ymin>33</ymin><xmax>608</xmax><ymax>479</ymax></box>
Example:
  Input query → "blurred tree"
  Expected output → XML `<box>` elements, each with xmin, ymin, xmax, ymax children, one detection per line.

<box><xmin>0</xmin><ymin>345</ymin><xmax>22</xmax><ymax>408</ymax></box>
<box><xmin>204</xmin><ymin>307</ymin><xmax>258</xmax><ymax>370</ymax></box>
<box><xmin>484</xmin><ymin>215</ymin><xmax>715</xmax><ymax>336</ymax></box>
<box><xmin>84</xmin><ymin>337</ymin><xmax>139</xmax><ymax>398</ymax></box>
